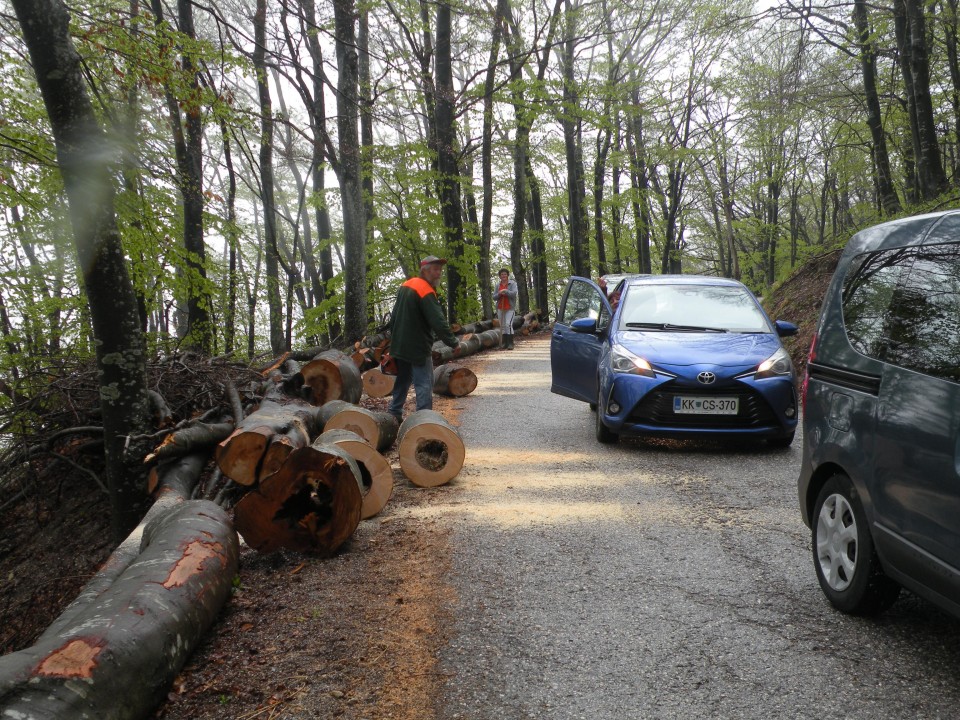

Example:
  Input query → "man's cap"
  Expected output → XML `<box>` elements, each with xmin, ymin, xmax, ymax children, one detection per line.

<box><xmin>420</xmin><ymin>255</ymin><xmax>447</xmax><ymax>267</ymax></box>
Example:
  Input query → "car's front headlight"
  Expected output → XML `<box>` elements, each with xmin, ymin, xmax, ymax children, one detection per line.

<box><xmin>610</xmin><ymin>344</ymin><xmax>655</xmax><ymax>377</ymax></box>
<box><xmin>755</xmin><ymin>347</ymin><xmax>793</xmax><ymax>379</ymax></box>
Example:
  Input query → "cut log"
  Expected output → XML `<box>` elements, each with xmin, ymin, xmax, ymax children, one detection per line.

<box><xmin>322</xmin><ymin>404</ymin><xmax>399</xmax><ymax>452</ymax></box>
<box><xmin>397</xmin><ymin>409</ymin><xmax>465</xmax><ymax>487</ymax></box>
<box><xmin>433</xmin><ymin>364</ymin><xmax>478</xmax><ymax>397</ymax></box>
<box><xmin>361</xmin><ymin>366</ymin><xmax>395</xmax><ymax>398</ymax></box>
<box><xmin>317</xmin><ymin>399</ymin><xmax>358</xmax><ymax>427</ymax></box>
<box><xmin>297</xmin><ymin>349</ymin><xmax>363</xmax><ymax>405</ymax></box>
<box><xmin>476</xmin><ymin>328</ymin><xmax>502</xmax><ymax>348</ymax></box>
<box><xmin>258</xmin><ymin>418</ymin><xmax>312</xmax><ymax>482</ymax></box>
<box><xmin>233</xmin><ymin>440</ymin><xmax>363</xmax><ymax>555</ymax></box>
<box><xmin>0</xmin><ymin>454</ymin><xmax>238</xmax><ymax>720</ymax></box>
<box><xmin>215</xmin><ymin>400</ymin><xmax>323</xmax><ymax>486</ymax></box>
<box><xmin>317</xmin><ymin>429</ymin><xmax>393</xmax><ymax>520</ymax></box>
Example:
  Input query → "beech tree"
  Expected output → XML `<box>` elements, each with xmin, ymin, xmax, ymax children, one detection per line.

<box><xmin>11</xmin><ymin>0</ymin><xmax>150</xmax><ymax>540</ymax></box>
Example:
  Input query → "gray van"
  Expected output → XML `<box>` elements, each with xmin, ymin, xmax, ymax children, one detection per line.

<box><xmin>798</xmin><ymin>210</ymin><xmax>960</xmax><ymax>618</ymax></box>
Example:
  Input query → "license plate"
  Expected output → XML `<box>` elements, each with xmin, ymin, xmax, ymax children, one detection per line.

<box><xmin>673</xmin><ymin>396</ymin><xmax>739</xmax><ymax>415</ymax></box>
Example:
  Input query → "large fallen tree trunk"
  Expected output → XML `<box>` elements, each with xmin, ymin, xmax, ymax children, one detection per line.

<box><xmin>233</xmin><ymin>440</ymin><xmax>363</xmax><ymax>555</ymax></box>
<box><xmin>0</xmin><ymin>453</ymin><xmax>239</xmax><ymax>720</ymax></box>
<box><xmin>433</xmin><ymin>364</ymin><xmax>478</xmax><ymax>397</ymax></box>
<box><xmin>317</xmin><ymin>429</ymin><xmax>393</xmax><ymax>520</ymax></box>
<box><xmin>397</xmin><ymin>409</ymin><xmax>465</xmax><ymax>488</ymax></box>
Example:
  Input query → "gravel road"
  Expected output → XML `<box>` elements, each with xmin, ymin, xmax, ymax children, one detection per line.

<box><xmin>417</xmin><ymin>334</ymin><xmax>960</xmax><ymax>720</ymax></box>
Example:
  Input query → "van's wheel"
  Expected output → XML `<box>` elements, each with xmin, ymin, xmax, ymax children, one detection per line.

<box><xmin>812</xmin><ymin>474</ymin><xmax>900</xmax><ymax>615</ymax></box>
<box><xmin>595</xmin><ymin>391</ymin><xmax>618</xmax><ymax>444</ymax></box>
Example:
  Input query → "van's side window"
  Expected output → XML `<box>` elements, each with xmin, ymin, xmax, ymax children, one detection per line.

<box><xmin>842</xmin><ymin>248</ymin><xmax>913</xmax><ymax>359</ymax></box>
<box><xmin>883</xmin><ymin>242</ymin><xmax>960</xmax><ymax>382</ymax></box>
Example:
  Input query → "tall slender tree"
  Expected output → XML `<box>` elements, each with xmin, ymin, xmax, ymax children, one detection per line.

<box><xmin>12</xmin><ymin>0</ymin><xmax>150</xmax><ymax>540</ymax></box>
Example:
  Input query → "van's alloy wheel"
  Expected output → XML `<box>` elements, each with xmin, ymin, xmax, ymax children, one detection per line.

<box><xmin>812</xmin><ymin>474</ymin><xmax>900</xmax><ymax>615</ymax></box>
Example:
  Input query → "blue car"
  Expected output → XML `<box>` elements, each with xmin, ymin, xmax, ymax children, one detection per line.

<box><xmin>550</xmin><ymin>275</ymin><xmax>799</xmax><ymax>445</ymax></box>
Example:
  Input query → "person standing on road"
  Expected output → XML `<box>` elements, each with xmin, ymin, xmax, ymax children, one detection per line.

<box><xmin>388</xmin><ymin>255</ymin><xmax>460</xmax><ymax>423</ymax></box>
<box><xmin>494</xmin><ymin>268</ymin><xmax>518</xmax><ymax>350</ymax></box>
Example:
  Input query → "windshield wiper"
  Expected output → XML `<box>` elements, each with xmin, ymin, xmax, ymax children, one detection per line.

<box><xmin>625</xmin><ymin>322</ymin><xmax>727</xmax><ymax>333</ymax></box>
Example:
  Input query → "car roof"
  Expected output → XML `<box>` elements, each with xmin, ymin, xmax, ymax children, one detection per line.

<box><xmin>621</xmin><ymin>274</ymin><xmax>747</xmax><ymax>289</ymax></box>
<box><xmin>844</xmin><ymin>209</ymin><xmax>960</xmax><ymax>257</ymax></box>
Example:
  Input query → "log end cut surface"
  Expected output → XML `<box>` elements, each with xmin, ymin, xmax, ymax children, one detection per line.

<box><xmin>397</xmin><ymin>412</ymin><xmax>465</xmax><ymax>488</ymax></box>
<box><xmin>233</xmin><ymin>445</ymin><xmax>363</xmax><ymax>556</ymax></box>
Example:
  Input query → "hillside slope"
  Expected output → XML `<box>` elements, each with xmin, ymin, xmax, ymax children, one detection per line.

<box><xmin>763</xmin><ymin>248</ymin><xmax>842</xmax><ymax>378</ymax></box>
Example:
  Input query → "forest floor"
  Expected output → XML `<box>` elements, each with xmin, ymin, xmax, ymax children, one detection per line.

<box><xmin>0</xmin><ymin>251</ymin><xmax>840</xmax><ymax>719</ymax></box>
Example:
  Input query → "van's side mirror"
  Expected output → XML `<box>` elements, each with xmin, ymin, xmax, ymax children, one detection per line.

<box><xmin>570</xmin><ymin>317</ymin><xmax>598</xmax><ymax>333</ymax></box>
<box><xmin>775</xmin><ymin>320</ymin><xmax>798</xmax><ymax>337</ymax></box>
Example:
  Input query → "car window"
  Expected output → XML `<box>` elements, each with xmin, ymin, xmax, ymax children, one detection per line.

<box><xmin>883</xmin><ymin>242</ymin><xmax>960</xmax><ymax>382</ymax></box>
<box><xmin>558</xmin><ymin>279</ymin><xmax>604</xmax><ymax>325</ymax></box>
<box><xmin>617</xmin><ymin>284</ymin><xmax>769</xmax><ymax>332</ymax></box>
<box><xmin>841</xmin><ymin>247</ymin><xmax>913</xmax><ymax>358</ymax></box>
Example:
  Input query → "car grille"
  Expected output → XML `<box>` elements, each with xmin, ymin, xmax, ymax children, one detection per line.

<box><xmin>627</xmin><ymin>381</ymin><xmax>779</xmax><ymax>429</ymax></box>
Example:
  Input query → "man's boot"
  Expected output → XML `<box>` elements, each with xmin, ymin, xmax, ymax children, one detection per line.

<box><xmin>507</xmin><ymin>334</ymin><xmax>515</xmax><ymax>350</ymax></box>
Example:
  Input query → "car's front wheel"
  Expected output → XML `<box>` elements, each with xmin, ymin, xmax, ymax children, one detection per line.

<box><xmin>812</xmin><ymin>474</ymin><xmax>900</xmax><ymax>615</ymax></box>
<box><xmin>595</xmin><ymin>390</ymin><xmax>618</xmax><ymax>444</ymax></box>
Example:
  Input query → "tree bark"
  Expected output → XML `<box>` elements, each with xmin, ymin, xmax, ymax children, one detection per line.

<box><xmin>253</xmin><ymin>0</ymin><xmax>286</xmax><ymax>354</ymax></box>
<box><xmin>13</xmin><ymin>0</ymin><xmax>151</xmax><ymax>540</ymax></box>
<box><xmin>333</xmin><ymin>0</ymin><xmax>368</xmax><ymax>342</ymax></box>
<box><xmin>0</xmin><ymin>454</ymin><xmax>238</xmax><ymax>719</ymax></box>
<box><xmin>853</xmin><ymin>0</ymin><xmax>901</xmax><ymax>215</ymax></box>
<box><xmin>435</xmin><ymin>1</ymin><xmax>466</xmax><ymax>323</ymax></box>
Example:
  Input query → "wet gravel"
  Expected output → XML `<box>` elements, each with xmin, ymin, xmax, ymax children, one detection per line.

<box><xmin>432</xmin><ymin>335</ymin><xmax>960</xmax><ymax>720</ymax></box>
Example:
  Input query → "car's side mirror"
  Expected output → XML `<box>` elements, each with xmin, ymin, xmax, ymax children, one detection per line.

<box><xmin>570</xmin><ymin>317</ymin><xmax>598</xmax><ymax>333</ymax></box>
<box><xmin>775</xmin><ymin>320</ymin><xmax>798</xmax><ymax>337</ymax></box>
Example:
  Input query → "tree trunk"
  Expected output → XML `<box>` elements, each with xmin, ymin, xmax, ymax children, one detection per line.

<box><xmin>362</xmin><ymin>366</ymin><xmax>396</xmax><ymax>398</ymax></box>
<box><xmin>561</xmin><ymin>0</ymin><xmax>590</xmax><ymax>278</ymax></box>
<box><xmin>334</xmin><ymin>0</ymin><xmax>368</xmax><ymax>342</ymax></box>
<box><xmin>317</xmin><ymin>429</ymin><xmax>393</xmax><ymax>520</ymax></box>
<box><xmin>296</xmin><ymin>350</ymin><xmax>364</xmax><ymax>405</ymax></box>
<box><xmin>320</xmin><ymin>404</ymin><xmax>400</xmax><ymax>452</ymax></box>
<box><xmin>905</xmin><ymin>0</ymin><xmax>948</xmax><ymax>199</ymax></box>
<box><xmin>397</xmin><ymin>409</ymin><xmax>465</xmax><ymax>487</ymax></box>
<box><xmin>233</xmin><ymin>440</ymin><xmax>363</xmax><ymax>555</ymax></box>
<box><xmin>12</xmin><ymin>0</ymin><xmax>151</xmax><ymax>540</ymax></box>
<box><xmin>253</xmin><ymin>0</ymin><xmax>285</xmax><ymax>354</ymax></box>
<box><xmin>435</xmin><ymin>1</ymin><xmax>466</xmax><ymax>323</ymax></box>
<box><xmin>216</xmin><ymin>400</ymin><xmax>325</xmax><ymax>487</ymax></box>
<box><xmin>0</xmin><ymin>454</ymin><xmax>238</xmax><ymax>719</ymax></box>
<box><xmin>853</xmin><ymin>0</ymin><xmax>902</xmax><ymax>215</ymax></box>
<box><xmin>433</xmin><ymin>365</ymin><xmax>478</xmax><ymax>397</ymax></box>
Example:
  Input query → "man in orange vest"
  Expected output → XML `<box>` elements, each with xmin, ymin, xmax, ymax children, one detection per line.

<box><xmin>387</xmin><ymin>256</ymin><xmax>460</xmax><ymax>422</ymax></box>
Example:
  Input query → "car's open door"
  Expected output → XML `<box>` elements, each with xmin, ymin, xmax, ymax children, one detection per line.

<box><xmin>550</xmin><ymin>276</ymin><xmax>612</xmax><ymax>403</ymax></box>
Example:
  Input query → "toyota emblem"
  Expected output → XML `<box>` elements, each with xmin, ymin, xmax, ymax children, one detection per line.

<box><xmin>697</xmin><ymin>371</ymin><xmax>716</xmax><ymax>385</ymax></box>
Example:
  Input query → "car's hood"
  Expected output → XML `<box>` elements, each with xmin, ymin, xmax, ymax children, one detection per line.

<box><xmin>613</xmin><ymin>330</ymin><xmax>781</xmax><ymax>371</ymax></box>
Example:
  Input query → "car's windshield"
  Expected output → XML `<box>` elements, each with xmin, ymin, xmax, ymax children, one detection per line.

<box><xmin>618</xmin><ymin>284</ymin><xmax>770</xmax><ymax>333</ymax></box>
